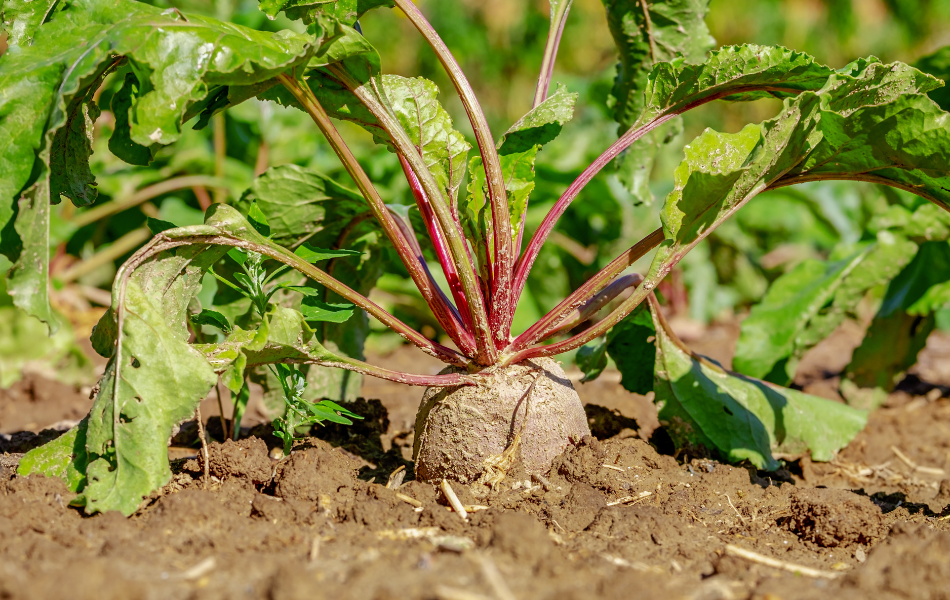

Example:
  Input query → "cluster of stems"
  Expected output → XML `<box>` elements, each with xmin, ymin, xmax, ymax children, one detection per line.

<box><xmin>265</xmin><ymin>1</ymin><xmax>722</xmax><ymax>381</ymax></box>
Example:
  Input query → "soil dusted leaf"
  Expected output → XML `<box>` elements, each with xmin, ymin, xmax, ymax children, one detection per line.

<box><xmin>0</xmin><ymin>0</ymin><xmax>62</xmax><ymax>45</ymax></box>
<box><xmin>601</xmin><ymin>0</ymin><xmax>714</xmax><ymax>203</ymax></box>
<box><xmin>649</xmin><ymin>302</ymin><xmax>867</xmax><ymax>470</ymax></box>
<box><xmin>650</xmin><ymin>59</ymin><xmax>950</xmax><ymax>282</ymax></box>
<box><xmin>237</xmin><ymin>164</ymin><xmax>371</xmax><ymax>247</ymax></box>
<box><xmin>17</xmin><ymin>420</ymin><xmax>89</xmax><ymax>492</ymax></box>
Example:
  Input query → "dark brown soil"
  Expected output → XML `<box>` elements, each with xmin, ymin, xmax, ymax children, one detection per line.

<box><xmin>2</xmin><ymin>327</ymin><xmax>950</xmax><ymax>599</ymax></box>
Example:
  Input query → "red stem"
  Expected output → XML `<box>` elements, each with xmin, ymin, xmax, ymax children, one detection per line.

<box><xmin>508</xmin><ymin>227</ymin><xmax>664</xmax><ymax>352</ymax></box>
<box><xmin>399</xmin><ymin>156</ymin><xmax>475</xmax><ymax>330</ymax></box>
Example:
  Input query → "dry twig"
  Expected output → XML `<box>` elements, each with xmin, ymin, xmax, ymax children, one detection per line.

<box><xmin>441</xmin><ymin>479</ymin><xmax>469</xmax><ymax>520</ymax></box>
<box><xmin>725</xmin><ymin>545</ymin><xmax>839</xmax><ymax>579</ymax></box>
<box><xmin>195</xmin><ymin>406</ymin><xmax>210</xmax><ymax>489</ymax></box>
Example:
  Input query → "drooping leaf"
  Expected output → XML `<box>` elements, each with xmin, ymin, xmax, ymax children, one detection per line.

<box><xmin>237</xmin><ymin>164</ymin><xmax>370</xmax><ymax>247</ymax></box>
<box><xmin>650</xmin><ymin>304</ymin><xmax>867</xmax><ymax>470</ymax></box>
<box><xmin>83</xmin><ymin>281</ymin><xmax>219</xmax><ymax>515</ymax></box>
<box><xmin>49</xmin><ymin>84</ymin><xmax>100</xmax><ymax>206</ymax></box>
<box><xmin>605</xmin><ymin>303</ymin><xmax>656</xmax><ymax>394</ymax></box>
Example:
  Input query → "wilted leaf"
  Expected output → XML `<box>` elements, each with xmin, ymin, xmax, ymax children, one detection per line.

<box><xmin>84</xmin><ymin>282</ymin><xmax>219</xmax><ymax>516</ymax></box>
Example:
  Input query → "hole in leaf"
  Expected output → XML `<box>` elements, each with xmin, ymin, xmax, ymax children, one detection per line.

<box><xmin>723</xmin><ymin>406</ymin><xmax>734</xmax><ymax>416</ymax></box>
<box><xmin>130</xmin><ymin>356</ymin><xmax>141</xmax><ymax>368</ymax></box>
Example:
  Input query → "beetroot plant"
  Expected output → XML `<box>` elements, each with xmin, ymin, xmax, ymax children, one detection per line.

<box><xmin>9</xmin><ymin>0</ymin><xmax>950</xmax><ymax>514</ymax></box>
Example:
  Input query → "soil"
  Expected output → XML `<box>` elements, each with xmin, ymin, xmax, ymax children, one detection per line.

<box><xmin>2</xmin><ymin>324</ymin><xmax>950</xmax><ymax>599</ymax></box>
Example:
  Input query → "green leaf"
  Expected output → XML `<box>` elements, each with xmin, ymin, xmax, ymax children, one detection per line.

<box><xmin>605</xmin><ymin>303</ymin><xmax>657</xmax><ymax>395</ymax></box>
<box><xmin>0</xmin><ymin>305</ymin><xmax>93</xmax><ymax>388</ymax></box>
<box><xmin>300</xmin><ymin>297</ymin><xmax>356</xmax><ymax>323</ymax></box>
<box><xmin>497</xmin><ymin>83</ymin><xmax>578</xmax><ymax>154</ymax></box>
<box><xmin>258</xmin><ymin>0</ymin><xmax>393</xmax><ymax>26</ymax></box>
<box><xmin>638</xmin><ymin>45</ymin><xmax>839</xmax><ymax>126</ymax></box>
<box><xmin>913</xmin><ymin>45</ymin><xmax>950</xmax><ymax>111</ymax></box>
<box><xmin>17</xmin><ymin>420</ymin><xmax>88</xmax><ymax>493</ymax></box>
<box><xmin>734</xmin><ymin>248</ymin><xmax>872</xmax><ymax>382</ymax></box>
<box><xmin>145</xmin><ymin>217</ymin><xmax>177</xmax><ymax>236</ymax></box>
<box><xmin>381</xmin><ymin>75</ymin><xmax>471</xmax><ymax>205</ymax></box>
<box><xmin>651</xmin><ymin>305</ymin><xmax>867</xmax><ymax>470</ymax></box>
<box><xmin>108</xmin><ymin>73</ymin><xmax>153</xmax><ymax>166</ymax></box>
<box><xmin>295</xmin><ymin>244</ymin><xmax>361</xmax><ymax>262</ymax></box>
<box><xmin>0</xmin><ymin>0</ymin><xmax>314</xmax><ymax>326</ymax></box>
<box><xmin>190</xmin><ymin>309</ymin><xmax>233</xmax><ymax>334</ymax></box>
<box><xmin>237</xmin><ymin>164</ymin><xmax>369</xmax><ymax>247</ymax></box>
<box><xmin>841</xmin><ymin>311</ymin><xmax>935</xmax><ymax>408</ymax></box>
<box><xmin>49</xmin><ymin>84</ymin><xmax>100</xmax><ymax>206</ymax></box>
<box><xmin>462</xmin><ymin>84</ymin><xmax>578</xmax><ymax>253</ymax></box>
<box><xmin>601</xmin><ymin>0</ymin><xmax>715</xmax><ymax>132</ymax></box>
<box><xmin>878</xmin><ymin>241</ymin><xmax>950</xmax><ymax>318</ymax></box>
<box><xmin>247</xmin><ymin>201</ymin><xmax>272</xmax><ymax>238</ymax></box>
<box><xmin>6</xmin><ymin>178</ymin><xmax>59</xmax><ymax>331</ymax></box>
<box><xmin>83</xmin><ymin>281</ymin><xmax>219</xmax><ymax>515</ymax></box>
<box><xmin>1</xmin><ymin>0</ymin><xmax>61</xmax><ymax>46</ymax></box>
<box><xmin>576</xmin><ymin>340</ymin><xmax>608</xmax><ymax>383</ymax></box>
<box><xmin>653</xmin><ymin>58</ymin><xmax>950</xmax><ymax>276</ymax></box>
<box><xmin>600</xmin><ymin>0</ymin><xmax>714</xmax><ymax>203</ymax></box>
